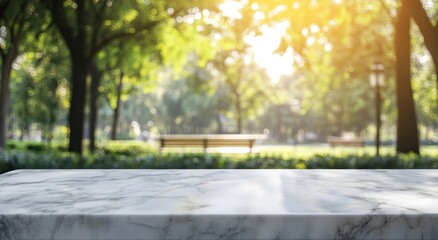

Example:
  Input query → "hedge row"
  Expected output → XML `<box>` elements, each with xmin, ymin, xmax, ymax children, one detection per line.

<box><xmin>5</xmin><ymin>140</ymin><xmax>157</xmax><ymax>155</ymax></box>
<box><xmin>1</xmin><ymin>150</ymin><xmax>437</xmax><ymax>174</ymax></box>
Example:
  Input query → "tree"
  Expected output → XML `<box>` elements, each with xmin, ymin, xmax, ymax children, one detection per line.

<box><xmin>88</xmin><ymin>59</ymin><xmax>102</xmax><ymax>151</ymax></box>
<box><xmin>391</xmin><ymin>0</ymin><xmax>438</xmax><ymax>154</ymax></box>
<box><xmin>257</xmin><ymin>0</ymin><xmax>392</xmax><ymax>137</ymax></box>
<box><xmin>210</xmin><ymin>3</ymin><xmax>274</xmax><ymax>134</ymax></box>
<box><xmin>46</xmin><ymin>0</ymin><xmax>220</xmax><ymax>154</ymax></box>
<box><xmin>45</xmin><ymin>0</ymin><xmax>167</xmax><ymax>153</ymax></box>
<box><xmin>87</xmin><ymin>8</ymin><xmax>162</xmax><ymax>150</ymax></box>
<box><xmin>0</xmin><ymin>0</ymin><xmax>46</xmax><ymax>149</ymax></box>
<box><xmin>9</xmin><ymin>26</ymin><xmax>69</xmax><ymax>143</ymax></box>
<box><xmin>394</xmin><ymin>0</ymin><xmax>420</xmax><ymax>154</ymax></box>
<box><xmin>11</xmin><ymin>70</ymin><xmax>33</xmax><ymax>140</ymax></box>
<box><xmin>412</xmin><ymin>52</ymin><xmax>438</xmax><ymax>140</ymax></box>
<box><xmin>252</xmin><ymin>0</ymin><xmax>432</xmax><ymax>150</ymax></box>
<box><xmin>162</xmin><ymin>65</ymin><xmax>218</xmax><ymax>134</ymax></box>
<box><xmin>407</xmin><ymin>0</ymin><xmax>438</xmax><ymax>90</ymax></box>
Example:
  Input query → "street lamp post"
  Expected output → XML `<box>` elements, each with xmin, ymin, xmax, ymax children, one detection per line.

<box><xmin>370</xmin><ymin>63</ymin><xmax>385</xmax><ymax>156</ymax></box>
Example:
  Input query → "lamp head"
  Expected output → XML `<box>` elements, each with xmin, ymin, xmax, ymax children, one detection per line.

<box><xmin>370</xmin><ymin>62</ymin><xmax>385</xmax><ymax>87</ymax></box>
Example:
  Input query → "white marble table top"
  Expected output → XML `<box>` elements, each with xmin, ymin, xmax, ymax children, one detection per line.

<box><xmin>0</xmin><ymin>169</ymin><xmax>437</xmax><ymax>239</ymax></box>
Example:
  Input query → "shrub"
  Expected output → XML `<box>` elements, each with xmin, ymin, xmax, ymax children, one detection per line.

<box><xmin>6</xmin><ymin>141</ymin><xmax>62</xmax><ymax>152</ymax></box>
<box><xmin>98</xmin><ymin>141</ymin><xmax>158</xmax><ymax>156</ymax></box>
<box><xmin>25</xmin><ymin>142</ymin><xmax>47</xmax><ymax>152</ymax></box>
<box><xmin>6</xmin><ymin>141</ymin><xmax>20</xmax><ymax>150</ymax></box>
<box><xmin>1</xmin><ymin>150</ymin><xmax>437</xmax><ymax>174</ymax></box>
<box><xmin>52</xmin><ymin>142</ymin><xmax>69</xmax><ymax>152</ymax></box>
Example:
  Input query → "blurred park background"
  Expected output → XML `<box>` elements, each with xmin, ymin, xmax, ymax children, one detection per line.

<box><xmin>0</xmin><ymin>0</ymin><xmax>437</xmax><ymax>169</ymax></box>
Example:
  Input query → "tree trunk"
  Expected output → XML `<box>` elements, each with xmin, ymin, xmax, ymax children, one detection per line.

<box><xmin>88</xmin><ymin>61</ymin><xmax>102</xmax><ymax>152</ymax></box>
<box><xmin>47</xmin><ymin>124</ymin><xmax>54</xmax><ymax>147</ymax></box>
<box><xmin>49</xmin><ymin>0</ymin><xmax>88</xmax><ymax>154</ymax></box>
<box><xmin>433</xmin><ymin>57</ymin><xmax>438</xmax><ymax>116</ymax></box>
<box><xmin>235</xmin><ymin>93</ymin><xmax>242</xmax><ymax>134</ymax></box>
<box><xmin>395</xmin><ymin>0</ymin><xmax>420</xmax><ymax>154</ymax></box>
<box><xmin>111</xmin><ymin>72</ymin><xmax>124</xmax><ymax>140</ymax></box>
<box><xmin>215</xmin><ymin>114</ymin><xmax>223</xmax><ymax>134</ymax></box>
<box><xmin>68</xmin><ymin>55</ymin><xmax>88</xmax><ymax>153</ymax></box>
<box><xmin>292</xmin><ymin>128</ymin><xmax>299</xmax><ymax>145</ymax></box>
<box><xmin>0</xmin><ymin>48</ymin><xmax>18</xmax><ymax>150</ymax></box>
<box><xmin>275</xmin><ymin>107</ymin><xmax>282</xmax><ymax>141</ymax></box>
<box><xmin>47</xmin><ymin>78</ymin><xmax>58</xmax><ymax>148</ymax></box>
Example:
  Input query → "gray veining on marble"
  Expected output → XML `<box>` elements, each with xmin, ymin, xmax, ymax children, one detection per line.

<box><xmin>0</xmin><ymin>169</ymin><xmax>437</xmax><ymax>239</ymax></box>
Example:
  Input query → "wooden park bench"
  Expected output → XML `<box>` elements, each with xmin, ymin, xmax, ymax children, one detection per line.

<box><xmin>327</xmin><ymin>136</ymin><xmax>365</xmax><ymax>147</ymax></box>
<box><xmin>159</xmin><ymin>134</ymin><xmax>267</xmax><ymax>153</ymax></box>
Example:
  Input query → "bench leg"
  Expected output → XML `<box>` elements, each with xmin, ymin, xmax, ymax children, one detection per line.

<box><xmin>159</xmin><ymin>139</ymin><xmax>164</xmax><ymax>154</ymax></box>
<box><xmin>249</xmin><ymin>140</ymin><xmax>254</xmax><ymax>154</ymax></box>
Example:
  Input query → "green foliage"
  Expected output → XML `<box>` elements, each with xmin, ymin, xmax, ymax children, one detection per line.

<box><xmin>1</xmin><ymin>149</ymin><xmax>437</xmax><ymax>174</ymax></box>
<box><xmin>157</xmin><ymin>66</ymin><xmax>222</xmax><ymax>133</ymax></box>
<box><xmin>2</xmin><ymin>0</ymin><xmax>437</xmax><ymax>149</ymax></box>
<box><xmin>5</xmin><ymin>141</ymin><xmax>21</xmax><ymax>150</ymax></box>
<box><xmin>10</xmin><ymin>37</ymin><xmax>69</xmax><ymax>140</ymax></box>
<box><xmin>24</xmin><ymin>142</ymin><xmax>47</xmax><ymax>152</ymax></box>
<box><xmin>52</xmin><ymin>142</ymin><xmax>69</xmax><ymax>152</ymax></box>
<box><xmin>98</xmin><ymin>141</ymin><xmax>158</xmax><ymax>156</ymax></box>
<box><xmin>273</xmin><ymin>0</ymin><xmax>392</xmax><ymax>137</ymax></box>
<box><xmin>5</xmin><ymin>140</ymin><xmax>69</xmax><ymax>152</ymax></box>
<box><xmin>5</xmin><ymin>141</ymin><xmax>31</xmax><ymax>150</ymax></box>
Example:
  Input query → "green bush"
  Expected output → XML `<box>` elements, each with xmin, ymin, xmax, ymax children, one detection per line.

<box><xmin>52</xmin><ymin>142</ymin><xmax>68</xmax><ymax>152</ymax></box>
<box><xmin>6</xmin><ymin>140</ymin><xmax>32</xmax><ymax>150</ymax></box>
<box><xmin>25</xmin><ymin>142</ymin><xmax>47</xmax><ymax>152</ymax></box>
<box><xmin>98</xmin><ymin>141</ymin><xmax>158</xmax><ymax>156</ymax></box>
<box><xmin>6</xmin><ymin>141</ymin><xmax>20</xmax><ymax>150</ymax></box>
<box><xmin>1</xmin><ymin>149</ymin><xmax>438</xmax><ymax>174</ymax></box>
<box><xmin>6</xmin><ymin>141</ymin><xmax>64</xmax><ymax>152</ymax></box>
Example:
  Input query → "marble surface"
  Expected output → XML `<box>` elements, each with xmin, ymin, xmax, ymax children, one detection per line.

<box><xmin>0</xmin><ymin>169</ymin><xmax>437</xmax><ymax>239</ymax></box>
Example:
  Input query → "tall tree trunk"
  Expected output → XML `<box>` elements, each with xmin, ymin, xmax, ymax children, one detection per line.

<box><xmin>434</xmin><ymin>57</ymin><xmax>438</xmax><ymax>102</ymax></box>
<box><xmin>395</xmin><ymin>0</ymin><xmax>420</xmax><ymax>154</ymax></box>
<box><xmin>111</xmin><ymin>72</ymin><xmax>124</xmax><ymax>140</ymax></box>
<box><xmin>88</xmin><ymin>61</ymin><xmax>102</xmax><ymax>152</ymax></box>
<box><xmin>291</xmin><ymin>128</ymin><xmax>299</xmax><ymax>145</ymax></box>
<box><xmin>49</xmin><ymin>0</ymin><xmax>89</xmax><ymax>154</ymax></box>
<box><xmin>215</xmin><ymin>114</ymin><xmax>223</xmax><ymax>134</ymax></box>
<box><xmin>235</xmin><ymin>93</ymin><xmax>242</xmax><ymax>134</ymax></box>
<box><xmin>0</xmin><ymin>48</ymin><xmax>18</xmax><ymax>150</ymax></box>
<box><xmin>275</xmin><ymin>107</ymin><xmax>282</xmax><ymax>141</ymax></box>
<box><xmin>47</xmin><ymin>123</ymin><xmax>54</xmax><ymax>147</ymax></box>
<box><xmin>68</xmin><ymin>55</ymin><xmax>88</xmax><ymax>153</ymax></box>
<box><xmin>434</xmin><ymin>58</ymin><xmax>438</xmax><ymax>119</ymax></box>
<box><xmin>433</xmin><ymin>57</ymin><xmax>438</xmax><ymax>116</ymax></box>
<box><xmin>47</xmin><ymin>78</ymin><xmax>58</xmax><ymax>148</ymax></box>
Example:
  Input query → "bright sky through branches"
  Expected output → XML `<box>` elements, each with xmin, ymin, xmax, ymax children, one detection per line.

<box><xmin>246</xmin><ymin>23</ymin><xmax>293</xmax><ymax>84</ymax></box>
<box><xmin>219</xmin><ymin>1</ymin><xmax>293</xmax><ymax>84</ymax></box>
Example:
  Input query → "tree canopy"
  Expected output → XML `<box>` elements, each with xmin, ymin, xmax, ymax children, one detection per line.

<box><xmin>0</xmin><ymin>0</ymin><xmax>436</xmax><ymax>154</ymax></box>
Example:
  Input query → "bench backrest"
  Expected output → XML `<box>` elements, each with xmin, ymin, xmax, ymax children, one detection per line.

<box><xmin>160</xmin><ymin>134</ymin><xmax>266</xmax><ymax>148</ymax></box>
